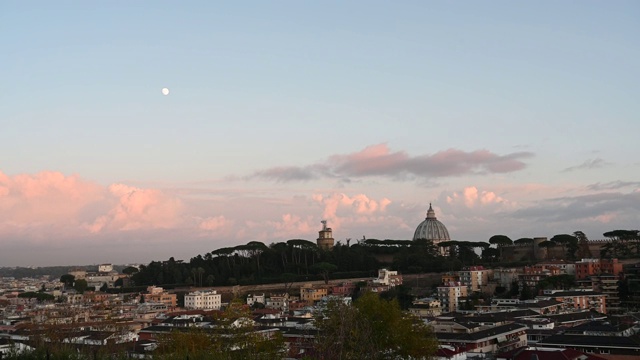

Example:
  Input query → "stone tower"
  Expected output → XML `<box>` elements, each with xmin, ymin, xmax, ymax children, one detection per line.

<box><xmin>317</xmin><ymin>220</ymin><xmax>335</xmax><ymax>250</ymax></box>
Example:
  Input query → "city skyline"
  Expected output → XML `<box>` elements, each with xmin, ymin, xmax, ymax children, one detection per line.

<box><xmin>2</xmin><ymin>1</ymin><xmax>639</xmax><ymax>266</ymax></box>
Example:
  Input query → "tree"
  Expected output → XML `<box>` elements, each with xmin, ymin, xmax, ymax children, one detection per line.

<box><xmin>73</xmin><ymin>279</ymin><xmax>88</xmax><ymax>293</ymax></box>
<box><xmin>550</xmin><ymin>234</ymin><xmax>578</xmax><ymax>259</ymax></box>
<box><xmin>99</xmin><ymin>282</ymin><xmax>108</xmax><ymax>292</ymax></box>
<box><xmin>489</xmin><ymin>235</ymin><xmax>513</xmax><ymax>247</ymax></box>
<box><xmin>280</xmin><ymin>273</ymin><xmax>297</xmax><ymax>293</ymax></box>
<box><xmin>155</xmin><ymin>301</ymin><xmax>285</xmax><ymax>359</ymax></box>
<box><xmin>122</xmin><ymin>266</ymin><xmax>139</xmax><ymax>275</ymax></box>
<box><xmin>206</xmin><ymin>274</ymin><xmax>216</xmax><ymax>286</ymax></box>
<box><xmin>604</xmin><ymin>229</ymin><xmax>640</xmax><ymax>256</ymax></box>
<box><xmin>509</xmin><ymin>280</ymin><xmax>520</xmax><ymax>298</ymax></box>
<box><xmin>60</xmin><ymin>274</ymin><xmax>75</xmax><ymax>289</ymax></box>
<box><xmin>19</xmin><ymin>292</ymin><xmax>55</xmax><ymax>302</ymax></box>
<box><xmin>482</xmin><ymin>247</ymin><xmax>500</xmax><ymax>263</ymax></box>
<box><xmin>519</xmin><ymin>283</ymin><xmax>534</xmax><ymax>300</ymax></box>
<box><xmin>574</xmin><ymin>231</ymin><xmax>593</xmax><ymax>259</ymax></box>
<box><xmin>537</xmin><ymin>274</ymin><xmax>576</xmax><ymax>292</ymax></box>
<box><xmin>314</xmin><ymin>292</ymin><xmax>438</xmax><ymax>360</ymax></box>
<box><xmin>311</xmin><ymin>262</ymin><xmax>338</xmax><ymax>284</ymax></box>
<box><xmin>538</xmin><ymin>240</ymin><xmax>556</xmax><ymax>260</ymax></box>
<box><xmin>514</xmin><ymin>238</ymin><xmax>534</xmax><ymax>246</ymax></box>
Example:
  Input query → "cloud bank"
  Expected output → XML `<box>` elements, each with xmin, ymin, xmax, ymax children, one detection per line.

<box><xmin>251</xmin><ymin>144</ymin><xmax>533</xmax><ymax>182</ymax></box>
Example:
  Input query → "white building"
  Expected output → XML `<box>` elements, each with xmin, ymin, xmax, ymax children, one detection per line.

<box><xmin>266</xmin><ymin>294</ymin><xmax>289</xmax><ymax>310</ymax></box>
<box><xmin>184</xmin><ymin>290</ymin><xmax>222</xmax><ymax>310</ymax></box>
<box><xmin>373</xmin><ymin>269</ymin><xmax>403</xmax><ymax>287</ymax></box>
<box><xmin>538</xmin><ymin>261</ymin><xmax>576</xmax><ymax>275</ymax></box>
<box><xmin>98</xmin><ymin>264</ymin><xmax>113</xmax><ymax>273</ymax></box>
<box><xmin>246</xmin><ymin>293</ymin><xmax>265</xmax><ymax>306</ymax></box>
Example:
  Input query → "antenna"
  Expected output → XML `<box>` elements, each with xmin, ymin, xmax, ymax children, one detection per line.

<box><xmin>321</xmin><ymin>220</ymin><xmax>327</xmax><ymax>230</ymax></box>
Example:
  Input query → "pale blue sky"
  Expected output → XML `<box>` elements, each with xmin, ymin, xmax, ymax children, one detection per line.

<box><xmin>1</xmin><ymin>1</ymin><xmax>639</xmax><ymax>265</ymax></box>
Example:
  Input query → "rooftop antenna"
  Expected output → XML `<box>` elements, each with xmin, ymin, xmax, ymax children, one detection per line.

<box><xmin>321</xmin><ymin>220</ymin><xmax>327</xmax><ymax>230</ymax></box>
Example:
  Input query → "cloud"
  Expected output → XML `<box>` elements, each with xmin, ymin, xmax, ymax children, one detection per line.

<box><xmin>562</xmin><ymin>158</ymin><xmax>611</xmax><ymax>172</ymax></box>
<box><xmin>586</xmin><ymin>181</ymin><xmax>640</xmax><ymax>191</ymax></box>
<box><xmin>311</xmin><ymin>192</ymin><xmax>394</xmax><ymax>235</ymax></box>
<box><xmin>0</xmin><ymin>171</ymin><xmax>185</xmax><ymax>241</ymax></box>
<box><xmin>0</xmin><ymin>171</ymin><xmax>104</xmax><ymax>237</ymax></box>
<box><xmin>265</xmin><ymin>214</ymin><xmax>315</xmax><ymax>239</ymax></box>
<box><xmin>509</xmin><ymin>191</ymin><xmax>640</xmax><ymax>224</ymax></box>
<box><xmin>199</xmin><ymin>216</ymin><xmax>230</xmax><ymax>231</ymax></box>
<box><xmin>87</xmin><ymin>184</ymin><xmax>184</xmax><ymax>233</ymax></box>
<box><xmin>250</xmin><ymin>144</ymin><xmax>533</xmax><ymax>182</ymax></box>
<box><xmin>445</xmin><ymin>186</ymin><xmax>509</xmax><ymax>209</ymax></box>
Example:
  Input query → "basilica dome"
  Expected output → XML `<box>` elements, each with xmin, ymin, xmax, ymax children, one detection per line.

<box><xmin>413</xmin><ymin>203</ymin><xmax>450</xmax><ymax>245</ymax></box>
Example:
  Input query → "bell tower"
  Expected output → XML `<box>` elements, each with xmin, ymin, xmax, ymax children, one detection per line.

<box><xmin>317</xmin><ymin>220</ymin><xmax>335</xmax><ymax>250</ymax></box>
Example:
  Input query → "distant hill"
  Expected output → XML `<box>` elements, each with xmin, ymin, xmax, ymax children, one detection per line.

<box><xmin>0</xmin><ymin>265</ymin><xmax>127</xmax><ymax>279</ymax></box>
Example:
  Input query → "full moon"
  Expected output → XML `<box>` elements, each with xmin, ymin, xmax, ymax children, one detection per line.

<box><xmin>161</xmin><ymin>88</ymin><xmax>170</xmax><ymax>96</ymax></box>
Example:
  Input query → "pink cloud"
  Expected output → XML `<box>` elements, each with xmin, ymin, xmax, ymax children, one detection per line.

<box><xmin>251</xmin><ymin>143</ymin><xmax>533</xmax><ymax>182</ymax></box>
<box><xmin>312</xmin><ymin>192</ymin><xmax>392</xmax><ymax>232</ymax></box>
<box><xmin>0</xmin><ymin>171</ymin><xmax>104</xmax><ymax>235</ymax></box>
<box><xmin>268</xmin><ymin>213</ymin><xmax>314</xmax><ymax>238</ymax></box>
<box><xmin>445</xmin><ymin>186</ymin><xmax>511</xmax><ymax>211</ymax></box>
<box><xmin>0</xmin><ymin>171</ymin><xmax>184</xmax><ymax>241</ymax></box>
<box><xmin>88</xmin><ymin>184</ymin><xmax>184</xmax><ymax>233</ymax></box>
<box><xmin>199</xmin><ymin>215</ymin><xmax>229</xmax><ymax>231</ymax></box>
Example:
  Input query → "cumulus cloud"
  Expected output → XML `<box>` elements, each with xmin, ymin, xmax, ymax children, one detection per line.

<box><xmin>311</xmin><ymin>192</ymin><xmax>393</xmax><ymax>233</ymax></box>
<box><xmin>199</xmin><ymin>215</ymin><xmax>229</xmax><ymax>231</ymax></box>
<box><xmin>265</xmin><ymin>213</ymin><xmax>315</xmax><ymax>239</ymax></box>
<box><xmin>0</xmin><ymin>171</ymin><xmax>104</xmax><ymax>237</ymax></box>
<box><xmin>87</xmin><ymin>184</ymin><xmax>184</xmax><ymax>233</ymax></box>
<box><xmin>445</xmin><ymin>186</ymin><xmax>509</xmax><ymax>209</ymax></box>
<box><xmin>562</xmin><ymin>158</ymin><xmax>611</xmax><ymax>172</ymax></box>
<box><xmin>250</xmin><ymin>144</ymin><xmax>533</xmax><ymax>182</ymax></box>
<box><xmin>0</xmin><ymin>171</ymin><xmax>185</xmax><ymax>241</ymax></box>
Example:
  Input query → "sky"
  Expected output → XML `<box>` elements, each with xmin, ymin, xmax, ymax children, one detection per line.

<box><xmin>1</xmin><ymin>1</ymin><xmax>639</xmax><ymax>267</ymax></box>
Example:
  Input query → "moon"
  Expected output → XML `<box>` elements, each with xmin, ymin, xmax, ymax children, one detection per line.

<box><xmin>161</xmin><ymin>88</ymin><xmax>170</xmax><ymax>96</ymax></box>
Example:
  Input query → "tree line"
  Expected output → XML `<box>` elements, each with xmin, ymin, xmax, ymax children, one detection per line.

<box><xmin>125</xmin><ymin>229</ymin><xmax>639</xmax><ymax>289</ymax></box>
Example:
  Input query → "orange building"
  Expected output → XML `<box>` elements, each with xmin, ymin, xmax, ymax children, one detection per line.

<box><xmin>300</xmin><ymin>284</ymin><xmax>329</xmax><ymax>304</ymax></box>
<box><xmin>575</xmin><ymin>258</ymin><xmax>622</xmax><ymax>280</ymax></box>
<box><xmin>441</xmin><ymin>272</ymin><xmax>459</xmax><ymax>285</ymax></box>
<box><xmin>520</xmin><ymin>264</ymin><xmax>562</xmax><ymax>288</ymax></box>
<box><xmin>145</xmin><ymin>286</ymin><xmax>177</xmax><ymax>307</ymax></box>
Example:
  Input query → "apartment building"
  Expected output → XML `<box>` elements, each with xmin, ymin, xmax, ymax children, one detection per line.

<box><xmin>300</xmin><ymin>284</ymin><xmax>328</xmax><ymax>304</ymax></box>
<box><xmin>184</xmin><ymin>290</ymin><xmax>221</xmax><ymax>310</ymax></box>
<box><xmin>539</xmin><ymin>289</ymin><xmax>607</xmax><ymax>314</ymax></box>
<box><xmin>575</xmin><ymin>258</ymin><xmax>623</xmax><ymax>280</ymax></box>
<box><xmin>459</xmin><ymin>266</ymin><xmax>492</xmax><ymax>292</ymax></box>
<box><xmin>437</xmin><ymin>283</ymin><xmax>468</xmax><ymax>312</ymax></box>
<box><xmin>373</xmin><ymin>269</ymin><xmax>403</xmax><ymax>287</ymax></box>
<box><xmin>145</xmin><ymin>286</ymin><xmax>177</xmax><ymax>307</ymax></box>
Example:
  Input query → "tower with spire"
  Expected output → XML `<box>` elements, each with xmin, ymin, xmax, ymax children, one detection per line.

<box><xmin>317</xmin><ymin>220</ymin><xmax>335</xmax><ymax>250</ymax></box>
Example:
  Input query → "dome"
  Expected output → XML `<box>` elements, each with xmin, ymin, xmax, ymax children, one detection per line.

<box><xmin>413</xmin><ymin>203</ymin><xmax>450</xmax><ymax>243</ymax></box>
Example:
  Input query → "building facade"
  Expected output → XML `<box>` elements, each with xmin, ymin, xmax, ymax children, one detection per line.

<box><xmin>184</xmin><ymin>290</ymin><xmax>221</xmax><ymax>310</ymax></box>
<box><xmin>437</xmin><ymin>283</ymin><xmax>468</xmax><ymax>312</ymax></box>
